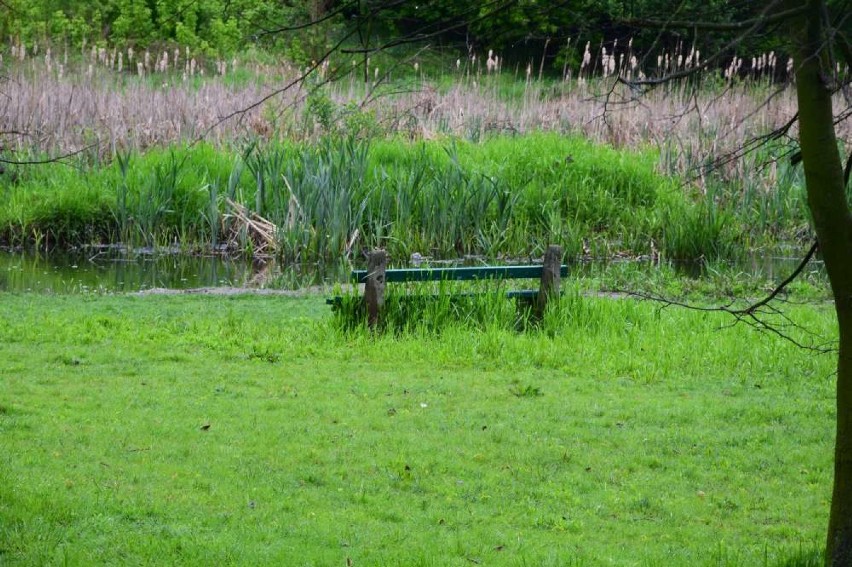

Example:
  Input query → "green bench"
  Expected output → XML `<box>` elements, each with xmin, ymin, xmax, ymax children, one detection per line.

<box><xmin>329</xmin><ymin>245</ymin><xmax>566</xmax><ymax>327</ymax></box>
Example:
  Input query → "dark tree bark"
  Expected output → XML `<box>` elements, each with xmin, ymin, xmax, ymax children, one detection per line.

<box><xmin>788</xmin><ymin>1</ymin><xmax>852</xmax><ymax>563</ymax></box>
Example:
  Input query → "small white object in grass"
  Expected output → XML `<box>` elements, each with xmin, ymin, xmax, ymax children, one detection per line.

<box><xmin>420</xmin><ymin>403</ymin><xmax>428</xmax><ymax>408</ymax></box>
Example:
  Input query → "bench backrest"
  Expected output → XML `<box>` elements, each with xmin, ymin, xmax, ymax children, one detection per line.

<box><xmin>351</xmin><ymin>265</ymin><xmax>569</xmax><ymax>284</ymax></box>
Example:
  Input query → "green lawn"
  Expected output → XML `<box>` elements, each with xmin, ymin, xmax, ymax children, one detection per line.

<box><xmin>0</xmin><ymin>292</ymin><xmax>836</xmax><ymax>565</ymax></box>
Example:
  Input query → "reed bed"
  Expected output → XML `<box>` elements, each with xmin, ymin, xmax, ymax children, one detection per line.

<box><xmin>4</xmin><ymin>45</ymin><xmax>845</xmax><ymax>165</ymax></box>
<box><xmin>0</xmin><ymin>43</ymin><xmax>841</xmax><ymax>262</ymax></box>
<box><xmin>1</xmin><ymin>134</ymin><xmax>760</xmax><ymax>263</ymax></box>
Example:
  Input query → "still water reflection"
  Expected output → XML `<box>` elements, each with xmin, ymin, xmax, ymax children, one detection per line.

<box><xmin>0</xmin><ymin>249</ymin><xmax>261</xmax><ymax>292</ymax></box>
<box><xmin>0</xmin><ymin>248</ymin><xmax>825</xmax><ymax>293</ymax></box>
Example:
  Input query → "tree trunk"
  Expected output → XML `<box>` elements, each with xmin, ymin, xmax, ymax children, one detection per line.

<box><xmin>790</xmin><ymin>2</ymin><xmax>852</xmax><ymax>563</ymax></box>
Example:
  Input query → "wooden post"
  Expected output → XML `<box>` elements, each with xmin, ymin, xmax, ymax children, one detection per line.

<box><xmin>364</xmin><ymin>249</ymin><xmax>388</xmax><ymax>329</ymax></box>
<box><xmin>535</xmin><ymin>245</ymin><xmax>563</xmax><ymax>318</ymax></box>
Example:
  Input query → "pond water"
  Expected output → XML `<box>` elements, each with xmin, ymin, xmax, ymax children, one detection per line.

<box><xmin>0</xmin><ymin>247</ymin><xmax>825</xmax><ymax>293</ymax></box>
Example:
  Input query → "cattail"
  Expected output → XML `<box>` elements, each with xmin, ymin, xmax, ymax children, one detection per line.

<box><xmin>581</xmin><ymin>42</ymin><xmax>591</xmax><ymax>71</ymax></box>
<box><xmin>486</xmin><ymin>50</ymin><xmax>497</xmax><ymax>73</ymax></box>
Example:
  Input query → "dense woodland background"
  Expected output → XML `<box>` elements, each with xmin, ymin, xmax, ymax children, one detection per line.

<box><xmin>0</xmin><ymin>1</ymin><xmax>799</xmax><ymax>70</ymax></box>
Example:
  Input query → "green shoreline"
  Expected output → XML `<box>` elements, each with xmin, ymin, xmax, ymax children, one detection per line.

<box><xmin>0</xmin><ymin>133</ymin><xmax>808</xmax><ymax>264</ymax></box>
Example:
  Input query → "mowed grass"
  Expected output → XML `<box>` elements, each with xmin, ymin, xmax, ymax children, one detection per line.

<box><xmin>0</xmin><ymin>292</ymin><xmax>837</xmax><ymax>565</ymax></box>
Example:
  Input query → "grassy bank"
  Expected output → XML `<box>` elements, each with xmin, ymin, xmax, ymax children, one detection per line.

<box><xmin>0</xmin><ymin>133</ymin><xmax>809</xmax><ymax>263</ymax></box>
<box><xmin>0</xmin><ymin>292</ymin><xmax>835</xmax><ymax>565</ymax></box>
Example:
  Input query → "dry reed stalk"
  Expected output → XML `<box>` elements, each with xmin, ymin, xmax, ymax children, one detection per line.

<box><xmin>2</xmin><ymin>51</ymin><xmax>848</xmax><ymax>191</ymax></box>
<box><xmin>225</xmin><ymin>198</ymin><xmax>278</xmax><ymax>255</ymax></box>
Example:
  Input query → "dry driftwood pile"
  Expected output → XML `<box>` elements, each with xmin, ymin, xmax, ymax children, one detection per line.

<box><xmin>224</xmin><ymin>198</ymin><xmax>277</xmax><ymax>255</ymax></box>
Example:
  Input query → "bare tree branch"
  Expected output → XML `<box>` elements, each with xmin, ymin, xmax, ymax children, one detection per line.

<box><xmin>341</xmin><ymin>0</ymin><xmax>518</xmax><ymax>54</ymax></box>
<box><xmin>621</xmin><ymin>1</ymin><xmax>792</xmax><ymax>86</ymax></box>
<box><xmin>622</xmin><ymin>250</ymin><xmax>832</xmax><ymax>354</ymax></box>
<box><xmin>0</xmin><ymin>144</ymin><xmax>97</xmax><ymax>166</ymax></box>
<box><xmin>254</xmin><ymin>0</ymin><xmax>360</xmax><ymax>37</ymax></box>
<box><xmin>622</xmin><ymin>6</ymin><xmax>808</xmax><ymax>32</ymax></box>
<box><xmin>193</xmin><ymin>25</ymin><xmax>362</xmax><ymax>143</ymax></box>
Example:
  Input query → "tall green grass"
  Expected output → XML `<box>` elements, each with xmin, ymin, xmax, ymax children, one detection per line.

<box><xmin>0</xmin><ymin>133</ymin><xmax>807</xmax><ymax>262</ymax></box>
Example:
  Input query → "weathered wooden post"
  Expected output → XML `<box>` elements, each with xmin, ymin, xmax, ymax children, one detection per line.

<box><xmin>535</xmin><ymin>245</ymin><xmax>563</xmax><ymax>319</ymax></box>
<box><xmin>364</xmin><ymin>249</ymin><xmax>388</xmax><ymax>329</ymax></box>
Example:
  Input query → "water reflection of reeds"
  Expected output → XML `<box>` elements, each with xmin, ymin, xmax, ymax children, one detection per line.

<box><xmin>0</xmin><ymin>249</ymin><xmax>826</xmax><ymax>294</ymax></box>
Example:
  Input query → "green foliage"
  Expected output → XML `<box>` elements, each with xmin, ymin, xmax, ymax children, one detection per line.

<box><xmin>0</xmin><ymin>134</ymin><xmax>805</xmax><ymax>261</ymax></box>
<box><xmin>0</xmin><ymin>0</ymin><xmax>340</xmax><ymax>57</ymax></box>
<box><xmin>0</xmin><ymin>0</ymin><xmax>780</xmax><ymax>65</ymax></box>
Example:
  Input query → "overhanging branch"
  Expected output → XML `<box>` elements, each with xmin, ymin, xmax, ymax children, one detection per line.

<box><xmin>254</xmin><ymin>0</ymin><xmax>360</xmax><ymax>37</ymax></box>
<box><xmin>621</xmin><ymin>1</ymin><xmax>790</xmax><ymax>86</ymax></box>
<box><xmin>341</xmin><ymin>0</ymin><xmax>517</xmax><ymax>54</ymax></box>
<box><xmin>622</xmin><ymin>5</ymin><xmax>807</xmax><ymax>32</ymax></box>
